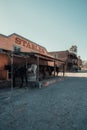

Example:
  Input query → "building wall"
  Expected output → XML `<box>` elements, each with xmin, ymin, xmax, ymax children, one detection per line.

<box><xmin>0</xmin><ymin>33</ymin><xmax>54</xmax><ymax>80</ymax></box>
<box><xmin>0</xmin><ymin>53</ymin><xmax>10</xmax><ymax>79</ymax></box>
<box><xmin>49</xmin><ymin>51</ymin><xmax>68</xmax><ymax>69</ymax></box>
<box><xmin>49</xmin><ymin>51</ymin><xmax>78</xmax><ymax>72</ymax></box>
<box><xmin>0</xmin><ymin>34</ymin><xmax>48</xmax><ymax>55</ymax></box>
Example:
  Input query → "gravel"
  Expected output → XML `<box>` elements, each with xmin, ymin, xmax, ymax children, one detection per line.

<box><xmin>0</xmin><ymin>75</ymin><xmax>87</xmax><ymax>130</ymax></box>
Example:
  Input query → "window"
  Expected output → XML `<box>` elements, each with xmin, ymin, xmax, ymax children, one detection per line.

<box><xmin>13</xmin><ymin>46</ymin><xmax>21</xmax><ymax>53</ymax></box>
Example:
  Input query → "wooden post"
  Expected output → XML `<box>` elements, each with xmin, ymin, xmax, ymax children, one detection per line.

<box><xmin>11</xmin><ymin>51</ymin><xmax>13</xmax><ymax>91</ymax></box>
<box><xmin>63</xmin><ymin>64</ymin><xmax>65</xmax><ymax>77</ymax></box>
<box><xmin>54</xmin><ymin>61</ymin><xmax>56</xmax><ymax>76</ymax></box>
<box><xmin>36</xmin><ymin>56</ymin><xmax>39</xmax><ymax>81</ymax></box>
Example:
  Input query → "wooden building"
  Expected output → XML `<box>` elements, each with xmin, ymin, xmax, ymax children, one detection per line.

<box><xmin>0</xmin><ymin>33</ymin><xmax>64</xmax><ymax>81</ymax></box>
<box><xmin>49</xmin><ymin>50</ymin><xmax>78</xmax><ymax>72</ymax></box>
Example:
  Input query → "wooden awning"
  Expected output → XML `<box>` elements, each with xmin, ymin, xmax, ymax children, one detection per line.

<box><xmin>24</xmin><ymin>52</ymin><xmax>65</xmax><ymax>63</ymax></box>
<box><xmin>0</xmin><ymin>49</ymin><xmax>65</xmax><ymax>64</ymax></box>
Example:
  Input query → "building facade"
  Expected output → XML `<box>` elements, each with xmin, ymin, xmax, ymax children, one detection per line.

<box><xmin>0</xmin><ymin>33</ymin><xmax>50</xmax><ymax>80</ymax></box>
<box><xmin>49</xmin><ymin>50</ymin><xmax>78</xmax><ymax>72</ymax></box>
<box><xmin>0</xmin><ymin>33</ymin><xmax>64</xmax><ymax>80</ymax></box>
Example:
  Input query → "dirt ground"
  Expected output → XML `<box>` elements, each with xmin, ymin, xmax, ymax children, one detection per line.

<box><xmin>0</xmin><ymin>74</ymin><xmax>87</xmax><ymax>130</ymax></box>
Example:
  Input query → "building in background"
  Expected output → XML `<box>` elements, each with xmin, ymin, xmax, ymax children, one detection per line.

<box><xmin>77</xmin><ymin>56</ymin><xmax>82</xmax><ymax>70</ymax></box>
<box><xmin>49</xmin><ymin>50</ymin><xmax>78</xmax><ymax>72</ymax></box>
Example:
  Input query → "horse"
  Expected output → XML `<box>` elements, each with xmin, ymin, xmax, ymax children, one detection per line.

<box><xmin>13</xmin><ymin>65</ymin><xmax>28</xmax><ymax>88</ymax></box>
<box><xmin>48</xmin><ymin>66</ymin><xmax>59</xmax><ymax>76</ymax></box>
<box><xmin>18</xmin><ymin>65</ymin><xmax>28</xmax><ymax>87</ymax></box>
<box><xmin>28</xmin><ymin>64</ymin><xmax>37</xmax><ymax>75</ymax></box>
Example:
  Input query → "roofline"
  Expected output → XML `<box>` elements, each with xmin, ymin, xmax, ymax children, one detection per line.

<box><xmin>0</xmin><ymin>34</ymin><xmax>8</xmax><ymax>38</ymax></box>
<box><xmin>28</xmin><ymin>52</ymin><xmax>65</xmax><ymax>63</ymax></box>
<box><xmin>49</xmin><ymin>50</ymin><xmax>69</xmax><ymax>53</ymax></box>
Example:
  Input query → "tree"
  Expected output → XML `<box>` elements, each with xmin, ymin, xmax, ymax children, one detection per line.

<box><xmin>69</xmin><ymin>45</ymin><xmax>77</xmax><ymax>54</ymax></box>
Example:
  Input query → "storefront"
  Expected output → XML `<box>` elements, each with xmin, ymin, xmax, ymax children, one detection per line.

<box><xmin>0</xmin><ymin>33</ymin><xmax>64</xmax><ymax>81</ymax></box>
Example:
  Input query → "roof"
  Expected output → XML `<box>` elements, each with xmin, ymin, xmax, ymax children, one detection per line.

<box><xmin>23</xmin><ymin>51</ymin><xmax>65</xmax><ymax>63</ymax></box>
<box><xmin>0</xmin><ymin>49</ymin><xmax>65</xmax><ymax>63</ymax></box>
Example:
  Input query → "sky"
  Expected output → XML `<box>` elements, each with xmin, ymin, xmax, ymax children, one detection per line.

<box><xmin>0</xmin><ymin>0</ymin><xmax>87</xmax><ymax>60</ymax></box>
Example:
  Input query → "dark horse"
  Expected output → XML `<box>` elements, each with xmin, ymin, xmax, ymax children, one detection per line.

<box><xmin>13</xmin><ymin>65</ymin><xmax>28</xmax><ymax>88</ymax></box>
<box><xmin>48</xmin><ymin>66</ymin><xmax>59</xmax><ymax>76</ymax></box>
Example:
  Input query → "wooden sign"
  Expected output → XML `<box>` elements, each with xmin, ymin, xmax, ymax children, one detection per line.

<box><xmin>15</xmin><ymin>37</ymin><xmax>47</xmax><ymax>55</ymax></box>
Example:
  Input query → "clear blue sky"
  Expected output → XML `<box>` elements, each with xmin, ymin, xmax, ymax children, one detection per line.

<box><xmin>0</xmin><ymin>0</ymin><xmax>87</xmax><ymax>60</ymax></box>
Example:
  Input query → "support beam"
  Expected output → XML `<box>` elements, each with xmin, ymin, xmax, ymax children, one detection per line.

<box><xmin>36</xmin><ymin>56</ymin><xmax>39</xmax><ymax>81</ymax></box>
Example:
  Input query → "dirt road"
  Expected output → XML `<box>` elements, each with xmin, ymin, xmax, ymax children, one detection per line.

<box><xmin>0</xmin><ymin>76</ymin><xmax>87</xmax><ymax>130</ymax></box>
